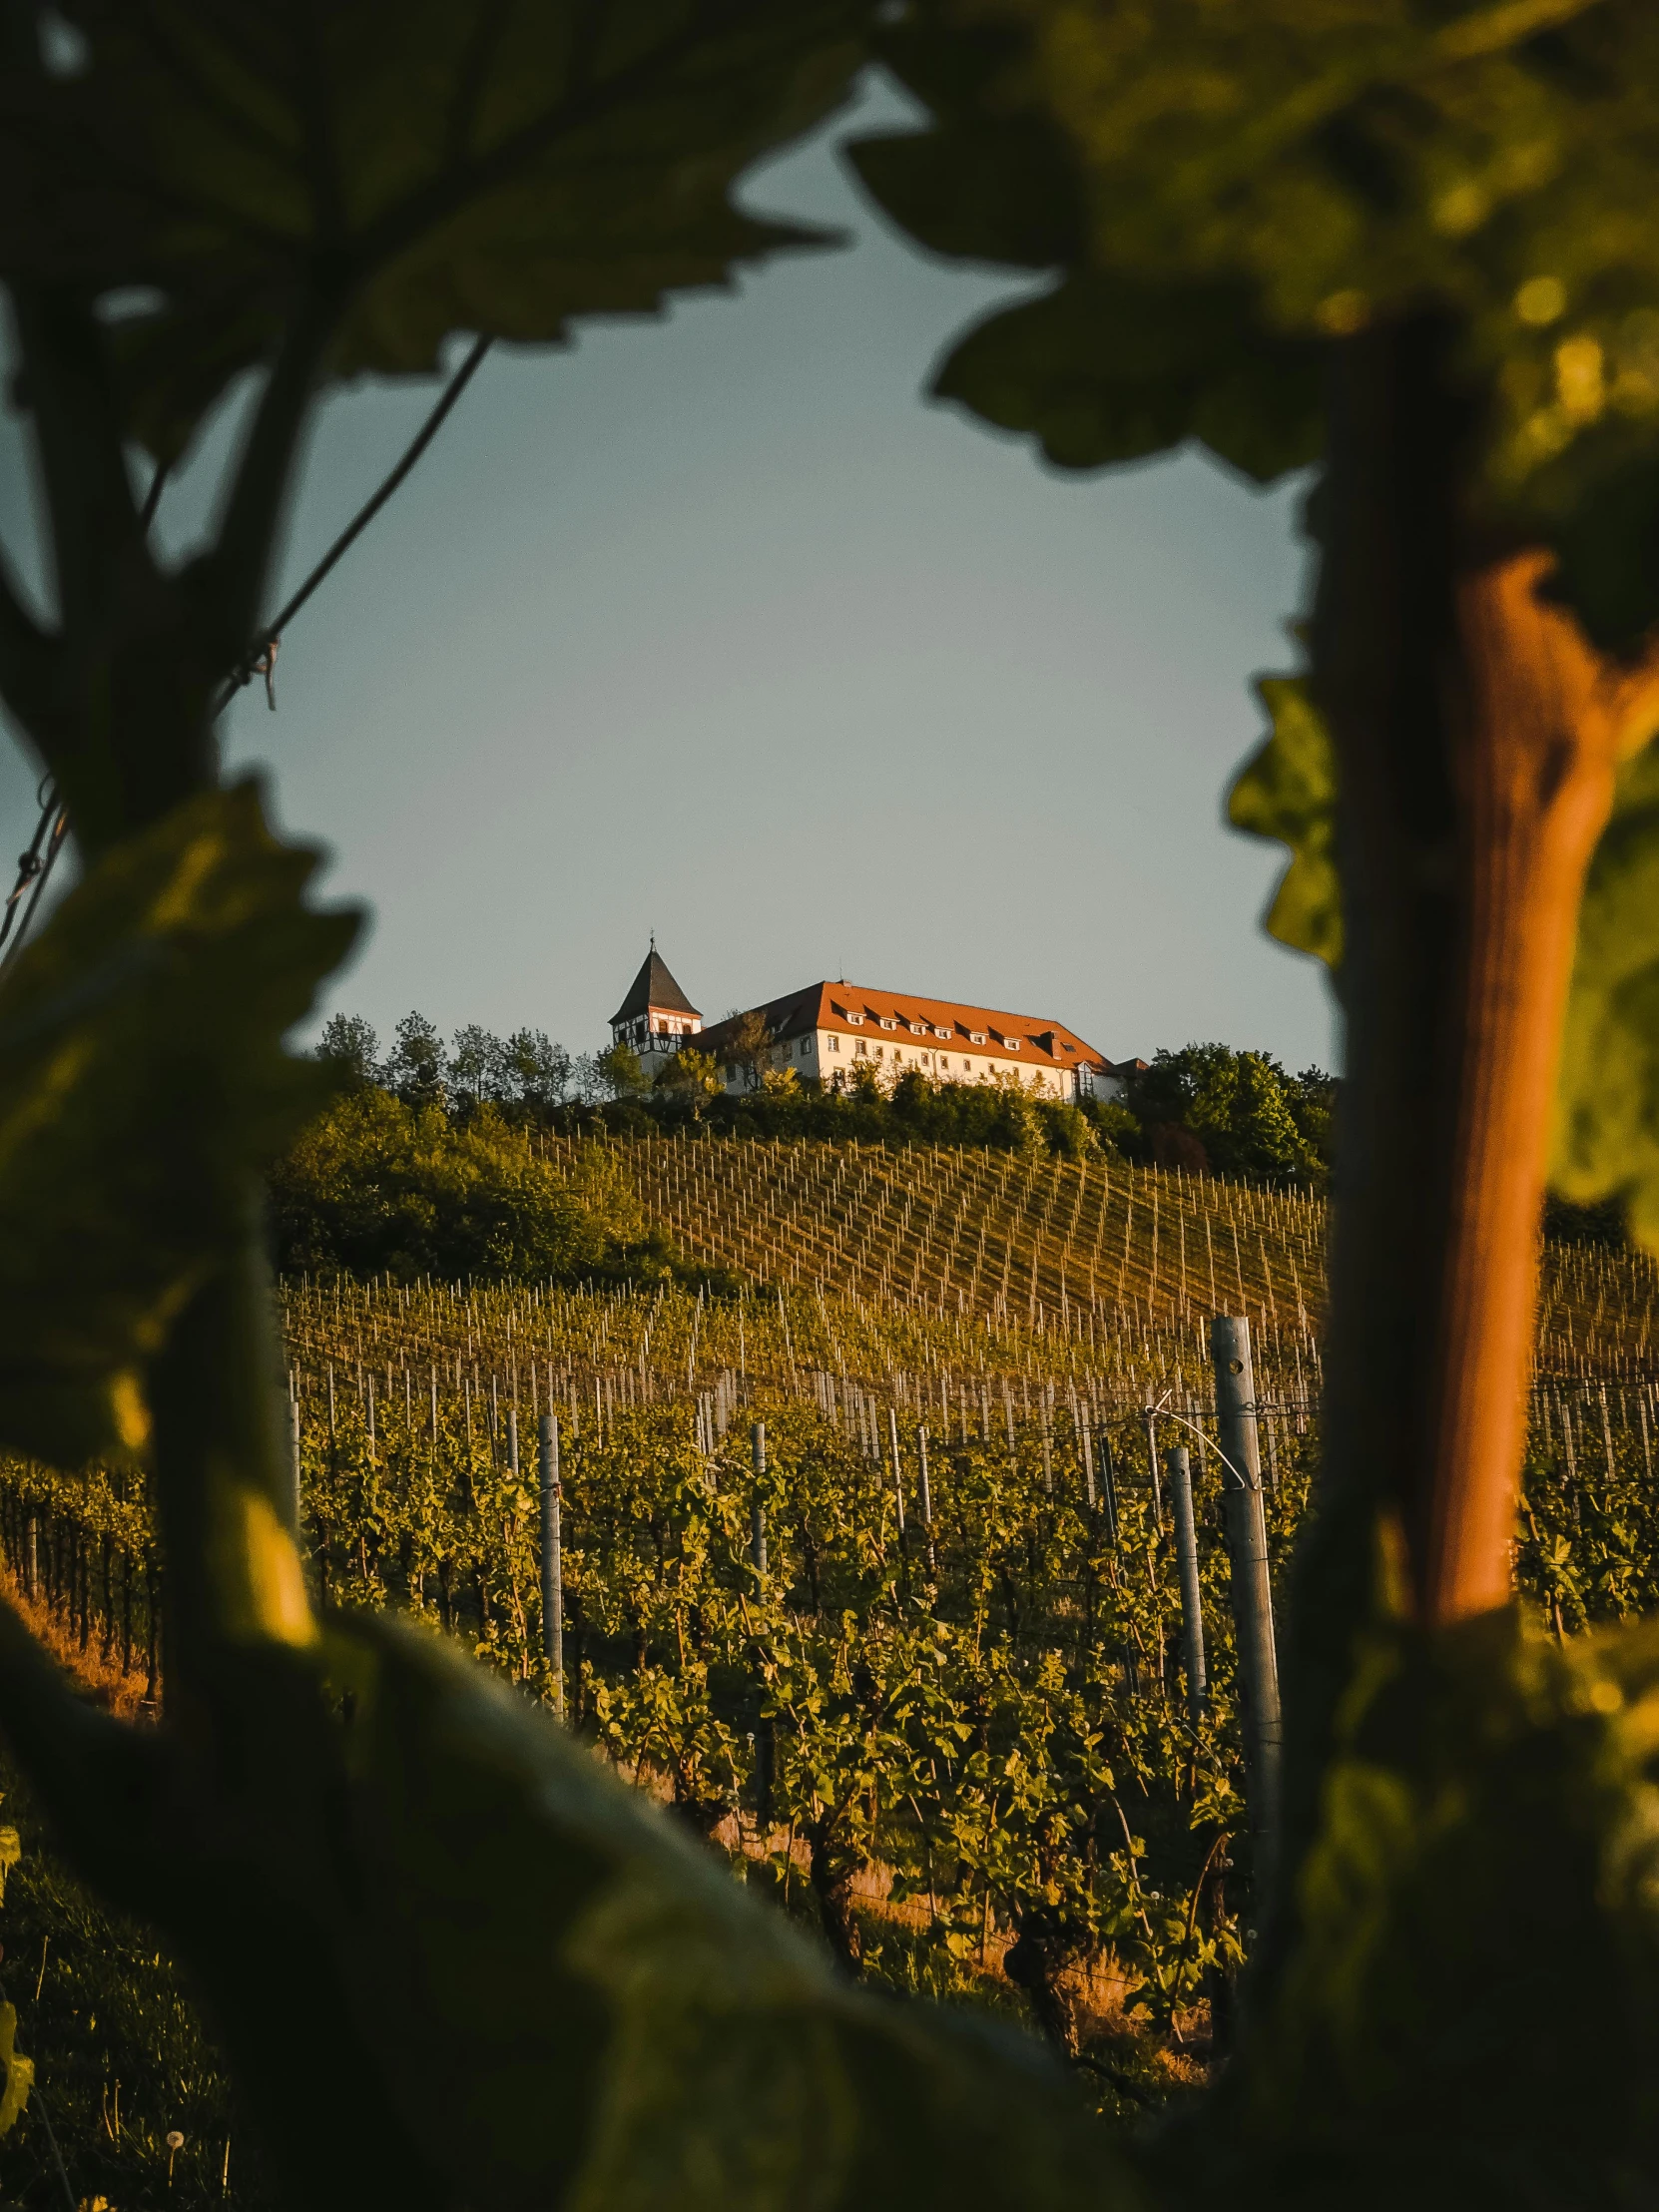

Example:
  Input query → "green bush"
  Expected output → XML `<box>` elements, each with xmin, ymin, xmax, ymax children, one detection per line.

<box><xmin>268</xmin><ymin>1091</ymin><xmax>650</xmax><ymax>1282</ymax></box>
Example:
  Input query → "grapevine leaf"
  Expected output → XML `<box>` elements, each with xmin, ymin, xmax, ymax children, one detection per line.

<box><xmin>0</xmin><ymin>782</ymin><xmax>356</xmax><ymax>1465</ymax></box>
<box><xmin>927</xmin><ymin>275</ymin><xmax>1324</xmax><ymax>484</ymax></box>
<box><xmin>1228</xmin><ymin>676</ymin><xmax>1659</xmax><ymax>1258</ymax></box>
<box><xmin>1227</xmin><ymin>675</ymin><xmax>1344</xmax><ymax>970</ymax></box>
<box><xmin>5</xmin><ymin>0</ymin><xmax>868</xmax><ymax>460</ymax></box>
<box><xmin>1551</xmin><ymin>742</ymin><xmax>1659</xmax><ymax>1251</ymax></box>
<box><xmin>1234</xmin><ymin>1614</ymin><xmax>1659</xmax><ymax>2203</ymax></box>
<box><xmin>0</xmin><ymin>2004</ymin><xmax>32</xmax><ymax>2140</ymax></box>
<box><xmin>8</xmin><ymin>1612</ymin><xmax>1126</xmax><ymax>2212</ymax></box>
<box><xmin>850</xmin><ymin>0</ymin><xmax>1659</xmax><ymax>649</ymax></box>
<box><xmin>847</xmin><ymin>48</ymin><xmax>1321</xmax><ymax>485</ymax></box>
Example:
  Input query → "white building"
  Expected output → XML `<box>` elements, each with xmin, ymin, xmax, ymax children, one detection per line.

<box><xmin>691</xmin><ymin>977</ymin><xmax>1128</xmax><ymax>1104</ymax></box>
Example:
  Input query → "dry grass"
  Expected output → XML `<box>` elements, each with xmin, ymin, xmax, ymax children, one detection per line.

<box><xmin>0</xmin><ymin>1565</ymin><xmax>156</xmax><ymax>1722</ymax></box>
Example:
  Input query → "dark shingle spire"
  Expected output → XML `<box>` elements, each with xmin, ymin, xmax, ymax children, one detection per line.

<box><xmin>610</xmin><ymin>947</ymin><xmax>700</xmax><ymax>1026</ymax></box>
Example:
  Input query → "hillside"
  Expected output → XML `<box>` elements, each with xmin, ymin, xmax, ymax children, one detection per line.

<box><xmin>529</xmin><ymin>1132</ymin><xmax>1653</xmax><ymax>1384</ymax></box>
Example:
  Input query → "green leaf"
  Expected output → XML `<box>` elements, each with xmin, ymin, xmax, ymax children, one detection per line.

<box><xmin>0</xmin><ymin>1824</ymin><xmax>21</xmax><ymax>1904</ymax></box>
<box><xmin>1233</xmin><ymin>1613</ymin><xmax>1659</xmax><ymax>2203</ymax></box>
<box><xmin>850</xmin><ymin>0</ymin><xmax>1659</xmax><ymax>647</ymax></box>
<box><xmin>13</xmin><ymin>1612</ymin><xmax>1125</xmax><ymax>2212</ymax></box>
<box><xmin>1227</xmin><ymin>675</ymin><xmax>1344</xmax><ymax>970</ymax></box>
<box><xmin>0</xmin><ymin>2004</ymin><xmax>33</xmax><ymax>2140</ymax></box>
<box><xmin>5</xmin><ymin>0</ymin><xmax>868</xmax><ymax>461</ymax></box>
<box><xmin>928</xmin><ymin>274</ymin><xmax>1323</xmax><ymax>484</ymax></box>
<box><xmin>848</xmin><ymin>62</ymin><xmax>1320</xmax><ymax>485</ymax></box>
<box><xmin>1551</xmin><ymin>741</ymin><xmax>1659</xmax><ymax>1251</ymax></box>
<box><xmin>0</xmin><ymin>781</ymin><xmax>356</xmax><ymax>1465</ymax></box>
<box><xmin>1228</xmin><ymin>676</ymin><xmax>1659</xmax><ymax>1251</ymax></box>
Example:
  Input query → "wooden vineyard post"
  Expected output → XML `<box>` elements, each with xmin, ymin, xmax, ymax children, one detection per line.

<box><xmin>751</xmin><ymin>1422</ymin><xmax>769</xmax><ymax>1578</ymax></box>
<box><xmin>288</xmin><ymin>1394</ymin><xmax>303</xmax><ymax>1537</ymax></box>
<box><xmin>539</xmin><ymin>1414</ymin><xmax>563</xmax><ymax>1721</ymax></box>
<box><xmin>1210</xmin><ymin>1317</ymin><xmax>1282</xmax><ymax>1854</ymax></box>
<box><xmin>1166</xmin><ymin>1445</ymin><xmax>1207</xmax><ymax>1726</ymax></box>
<box><xmin>888</xmin><ymin>1407</ymin><xmax>906</xmax><ymax>1551</ymax></box>
<box><xmin>751</xmin><ymin>1422</ymin><xmax>774</xmax><ymax>1830</ymax></box>
<box><xmin>917</xmin><ymin>1424</ymin><xmax>937</xmax><ymax>1581</ymax></box>
<box><xmin>1143</xmin><ymin>1403</ymin><xmax>1164</xmax><ymax>1523</ymax></box>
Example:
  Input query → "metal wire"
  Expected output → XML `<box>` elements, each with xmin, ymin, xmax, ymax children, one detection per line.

<box><xmin>213</xmin><ymin>331</ymin><xmax>494</xmax><ymax>717</ymax></box>
<box><xmin>0</xmin><ymin>335</ymin><xmax>494</xmax><ymax>969</ymax></box>
<box><xmin>0</xmin><ymin>778</ymin><xmax>61</xmax><ymax>963</ymax></box>
<box><xmin>0</xmin><ymin>801</ymin><xmax>67</xmax><ymax>971</ymax></box>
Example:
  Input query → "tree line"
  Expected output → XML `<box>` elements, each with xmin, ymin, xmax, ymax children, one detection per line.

<box><xmin>317</xmin><ymin>1011</ymin><xmax>1339</xmax><ymax>1186</ymax></box>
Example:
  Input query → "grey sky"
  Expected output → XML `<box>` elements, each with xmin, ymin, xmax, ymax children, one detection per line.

<box><xmin>0</xmin><ymin>75</ymin><xmax>1337</xmax><ymax>1076</ymax></box>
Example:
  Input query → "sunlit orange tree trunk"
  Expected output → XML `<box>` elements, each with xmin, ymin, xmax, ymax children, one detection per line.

<box><xmin>1288</xmin><ymin>312</ymin><xmax>1659</xmax><ymax>1876</ymax></box>
<box><xmin>1318</xmin><ymin>319</ymin><xmax>1646</xmax><ymax>1630</ymax></box>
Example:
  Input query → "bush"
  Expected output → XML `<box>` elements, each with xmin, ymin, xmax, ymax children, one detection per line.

<box><xmin>1123</xmin><ymin>1046</ymin><xmax>1332</xmax><ymax>1186</ymax></box>
<box><xmin>268</xmin><ymin>1091</ymin><xmax>650</xmax><ymax>1281</ymax></box>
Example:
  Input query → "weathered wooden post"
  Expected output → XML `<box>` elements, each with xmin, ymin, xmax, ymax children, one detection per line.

<box><xmin>1165</xmin><ymin>1445</ymin><xmax>1207</xmax><ymax>1726</ymax></box>
<box><xmin>751</xmin><ymin>1420</ymin><xmax>769</xmax><ymax>1578</ymax></box>
<box><xmin>917</xmin><ymin>1424</ymin><xmax>937</xmax><ymax>1580</ymax></box>
<box><xmin>1210</xmin><ymin>1316</ymin><xmax>1282</xmax><ymax>1851</ymax></box>
<box><xmin>751</xmin><ymin>1420</ymin><xmax>773</xmax><ymax>1828</ymax></box>
<box><xmin>288</xmin><ymin>1394</ymin><xmax>303</xmax><ymax>1536</ymax></box>
<box><xmin>1143</xmin><ymin>1402</ymin><xmax>1164</xmax><ymax>1521</ymax></box>
<box><xmin>539</xmin><ymin>1413</ymin><xmax>563</xmax><ymax>1720</ymax></box>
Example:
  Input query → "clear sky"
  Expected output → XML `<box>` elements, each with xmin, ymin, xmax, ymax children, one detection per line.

<box><xmin>0</xmin><ymin>74</ymin><xmax>1337</xmax><ymax>1076</ymax></box>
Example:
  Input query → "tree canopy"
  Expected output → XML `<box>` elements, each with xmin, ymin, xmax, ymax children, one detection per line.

<box><xmin>269</xmin><ymin>1091</ymin><xmax>657</xmax><ymax>1282</ymax></box>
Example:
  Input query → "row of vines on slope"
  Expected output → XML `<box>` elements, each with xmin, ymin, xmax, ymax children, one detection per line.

<box><xmin>522</xmin><ymin>1134</ymin><xmax>1659</xmax><ymax>1378</ymax></box>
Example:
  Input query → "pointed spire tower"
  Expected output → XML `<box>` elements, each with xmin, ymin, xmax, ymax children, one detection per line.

<box><xmin>610</xmin><ymin>942</ymin><xmax>702</xmax><ymax>1075</ymax></box>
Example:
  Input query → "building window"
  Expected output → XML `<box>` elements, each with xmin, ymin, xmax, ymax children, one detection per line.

<box><xmin>800</xmin><ymin>1037</ymin><xmax>810</xmax><ymax>1056</ymax></box>
<box><xmin>829</xmin><ymin>1034</ymin><xmax>840</xmax><ymax>1052</ymax></box>
<box><xmin>856</xmin><ymin>1039</ymin><xmax>867</xmax><ymax>1055</ymax></box>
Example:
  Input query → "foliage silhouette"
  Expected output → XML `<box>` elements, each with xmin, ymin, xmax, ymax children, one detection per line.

<box><xmin>4</xmin><ymin>0</ymin><xmax>1659</xmax><ymax>2205</ymax></box>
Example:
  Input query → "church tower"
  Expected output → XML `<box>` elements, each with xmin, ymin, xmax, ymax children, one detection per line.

<box><xmin>609</xmin><ymin>942</ymin><xmax>702</xmax><ymax>1077</ymax></box>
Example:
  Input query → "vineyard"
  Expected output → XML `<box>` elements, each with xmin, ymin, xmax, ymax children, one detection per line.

<box><xmin>3</xmin><ymin>1146</ymin><xmax>1656</xmax><ymax>2078</ymax></box>
<box><xmin>535</xmin><ymin>1133</ymin><xmax>1659</xmax><ymax>1380</ymax></box>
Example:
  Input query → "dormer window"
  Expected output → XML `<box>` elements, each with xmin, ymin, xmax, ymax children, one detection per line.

<box><xmin>969</xmin><ymin>1030</ymin><xmax>986</xmax><ymax>1044</ymax></box>
<box><xmin>909</xmin><ymin>1021</ymin><xmax>926</xmax><ymax>1035</ymax></box>
<box><xmin>846</xmin><ymin>1012</ymin><xmax>863</xmax><ymax>1026</ymax></box>
<box><xmin>933</xmin><ymin>1026</ymin><xmax>949</xmax><ymax>1039</ymax></box>
<box><xmin>879</xmin><ymin>1017</ymin><xmax>898</xmax><ymax>1030</ymax></box>
<box><xmin>1006</xmin><ymin>1038</ymin><xmax>1022</xmax><ymax>1050</ymax></box>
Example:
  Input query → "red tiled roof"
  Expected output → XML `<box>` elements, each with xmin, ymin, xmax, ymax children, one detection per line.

<box><xmin>696</xmin><ymin>980</ymin><xmax>1121</xmax><ymax>1075</ymax></box>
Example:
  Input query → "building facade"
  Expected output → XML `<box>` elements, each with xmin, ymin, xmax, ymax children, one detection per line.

<box><xmin>608</xmin><ymin>945</ymin><xmax>703</xmax><ymax>1081</ymax></box>
<box><xmin>689</xmin><ymin>978</ymin><xmax>1127</xmax><ymax>1103</ymax></box>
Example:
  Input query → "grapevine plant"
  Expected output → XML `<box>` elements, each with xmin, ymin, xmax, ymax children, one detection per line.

<box><xmin>5</xmin><ymin>1</ymin><xmax>1659</xmax><ymax>2207</ymax></box>
<box><xmin>0</xmin><ymin>1390</ymin><xmax>1268</xmax><ymax>2068</ymax></box>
